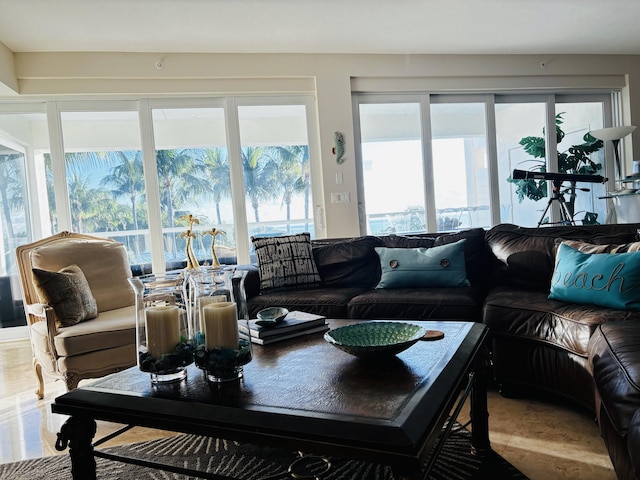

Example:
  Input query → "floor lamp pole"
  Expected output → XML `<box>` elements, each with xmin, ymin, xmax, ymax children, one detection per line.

<box><xmin>612</xmin><ymin>138</ymin><xmax>622</xmax><ymax>189</ymax></box>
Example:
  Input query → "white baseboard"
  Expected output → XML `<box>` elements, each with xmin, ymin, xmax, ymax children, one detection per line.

<box><xmin>0</xmin><ymin>326</ymin><xmax>28</xmax><ymax>342</ymax></box>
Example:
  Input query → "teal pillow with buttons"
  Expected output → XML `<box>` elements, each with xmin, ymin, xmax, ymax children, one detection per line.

<box><xmin>375</xmin><ymin>239</ymin><xmax>470</xmax><ymax>289</ymax></box>
<box><xmin>549</xmin><ymin>242</ymin><xmax>640</xmax><ymax>310</ymax></box>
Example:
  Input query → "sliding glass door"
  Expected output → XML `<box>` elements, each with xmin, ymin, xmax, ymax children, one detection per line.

<box><xmin>151</xmin><ymin>106</ymin><xmax>235</xmax><ymax>267</ymax></box>
<box><xmin>0</xmin><ymin>111</ymin><xmax>47</xmax><ymax>334</ymax></box>
<box><xmin>356</xmin><ymin>92</ymin><xmax>612</xmax><ymax>232</ymax></box>
<box><xmin>358</xmin><ymin>101</ymin><xmax>426</xmax><ymax>235</ymax></box>
<box><xmin>11</xmin><ymin>96</ymin><xmax>318</xmax><ymax>274</ymax></box>
<box><xmin>237</xmin><ymin>103</ymin><xmax>315</xmax><ymax>245</ymax></box>
<box><xmin>430</xmin><ymin>100</ymin><xmax>491</xmax><ymax>230</ymax></box>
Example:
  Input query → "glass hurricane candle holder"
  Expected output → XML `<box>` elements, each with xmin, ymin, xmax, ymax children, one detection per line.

<box><xmin>128</xmin><ymin>272</ymin><xmax>194</xmax><ymax>384</ymax></box>
<box><xmin>188</xmin><ymin>267</ymin><xmax>252</xmax><ymax>382</ymax></box>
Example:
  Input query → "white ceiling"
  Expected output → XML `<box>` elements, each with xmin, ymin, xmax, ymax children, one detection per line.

<box><xmin>1</xmin><ymin>0</ymin><xmax>640</xmax><ymax>55</ymax></box>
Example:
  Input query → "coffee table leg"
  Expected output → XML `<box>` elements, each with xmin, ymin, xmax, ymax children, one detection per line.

<box><xmin>470</xmin><ymin>352</ymin><xmax>491</xmax><ymax>456</ymax></box>
<box><xmin>55</xmin><ymin>416</ymin><xmax>98</xmax><ymax>479</ymax></box>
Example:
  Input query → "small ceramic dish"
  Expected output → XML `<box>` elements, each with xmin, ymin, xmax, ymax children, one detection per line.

<box><xmin>324</xmin><ymin>321</ymin><xmax>428</xmax><ymax>358</ymax></box>
<box><xmin>256</xmin><ymin>307</ymin><xmax>289</xmax><ymax>327</ymax></box>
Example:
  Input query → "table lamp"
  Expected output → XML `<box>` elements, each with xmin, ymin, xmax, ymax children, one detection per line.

<box><xmin>589</xmin><ymin>125</ymin><xmax>636</xmax><ymax>187</ymax></box>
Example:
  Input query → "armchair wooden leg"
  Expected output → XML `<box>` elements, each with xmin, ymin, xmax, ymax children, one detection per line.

<box><xmin>64</xmin><ymin>373</ymin><xmax>80</xmax><ymax>392</ymax></box>
<box><xmin>33</xmin><ymin>359</ymin><xmax>45</xmax><ymax>400</ymax></box>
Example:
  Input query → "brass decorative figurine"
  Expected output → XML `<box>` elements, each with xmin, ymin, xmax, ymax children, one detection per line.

<box><xmin>203</xmin><ymin>228</ymin><xmax>225</xmax><ymax>267</ymax></box>
<box><xmin>179</xmin><ymin>214</ymin><xmax>200</xmax><ymax>269</ymax></box>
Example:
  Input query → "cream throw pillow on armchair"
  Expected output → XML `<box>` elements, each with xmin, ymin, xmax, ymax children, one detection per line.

<box><xmin>30</xmin><ymin>239</ymin><xmax>134</xmax><ymax>312</ymax></box>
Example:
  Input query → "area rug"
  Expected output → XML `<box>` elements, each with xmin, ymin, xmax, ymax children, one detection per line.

<box><xmin>0</xmin><ymin>423</ymin><xmax>528</xmax><ymax>480</ymax></box>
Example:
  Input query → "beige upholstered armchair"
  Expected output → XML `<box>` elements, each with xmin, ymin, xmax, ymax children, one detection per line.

<box><xmin>15</xmin><ymin>231</ymin><xmax>137</xmax><ymax>398</ymax></box>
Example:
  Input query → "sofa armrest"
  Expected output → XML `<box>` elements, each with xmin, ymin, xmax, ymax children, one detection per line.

<box><xmin>629</xmin><ymin>408</ymin><xmax>640</xmax><ymax>478</ymax></box>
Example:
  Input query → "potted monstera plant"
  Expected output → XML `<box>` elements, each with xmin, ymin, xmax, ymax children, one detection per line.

<box><xmin>508</xmin><ymin>113</ymin><xmax>604</xmax><ymax>225</ymax></box>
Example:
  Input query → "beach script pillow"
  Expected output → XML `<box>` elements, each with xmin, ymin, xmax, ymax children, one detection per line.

<box><xmin>251</xmin><ymin>233</ymin><xmax>321</xmax><ymax>291</ymax></box>
<box><xmin>548</xmin><ymin>242</ymin><xmax>640</xmax><ymax>311</ymax></box>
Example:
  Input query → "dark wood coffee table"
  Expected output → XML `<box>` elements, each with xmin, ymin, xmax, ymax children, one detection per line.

<box><xmin>52</xmin><ymin>319</ymin><xmax>490</xmax><ymax>480</ymax></box>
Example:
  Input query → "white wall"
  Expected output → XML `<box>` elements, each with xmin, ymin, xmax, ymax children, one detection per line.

<box><xmin>2</xmin><ymin>52</ymin><xmax>640</xmax><ymax>238</ymax></box>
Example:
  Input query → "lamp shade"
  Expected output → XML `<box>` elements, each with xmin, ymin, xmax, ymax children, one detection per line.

<box><xmin>589</xmin><ymin>126</ymin><xmax>636</xmax><ymax>141</ymax></box>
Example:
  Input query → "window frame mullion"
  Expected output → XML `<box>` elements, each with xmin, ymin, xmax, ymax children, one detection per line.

<box><xmin>421</xmin><ymin>94</ymin><xmax>437</xmax><ymax>233</ymax></box>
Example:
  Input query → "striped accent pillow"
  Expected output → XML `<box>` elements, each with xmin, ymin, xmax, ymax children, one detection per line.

<box><xmin>252</xmin><ymin>233</ymin><xmax>321</xmax><ymax>291</ymax></box>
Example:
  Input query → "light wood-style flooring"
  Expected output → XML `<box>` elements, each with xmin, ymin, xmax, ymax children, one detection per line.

<box><xmin>0</xmin><ymin>338</ymin><xmax>617</xmax><ymax>479</ymax></box>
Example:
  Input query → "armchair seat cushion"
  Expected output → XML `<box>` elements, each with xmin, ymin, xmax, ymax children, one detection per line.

<box><xmin>57</xmin><ymin>344</ymin><xmax>136</xmax><ymax>378</ymax></box>
<box><xmin>30</xmin><ymin>306</ymin><xmax>136</xmax><ymax>357</ymax></box>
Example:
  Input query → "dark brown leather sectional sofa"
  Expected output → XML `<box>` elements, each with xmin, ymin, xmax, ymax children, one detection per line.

<box><xmin>243</xmin><ymin>223</ymin><xmax>640</xmax><ymax>479</ymax></box>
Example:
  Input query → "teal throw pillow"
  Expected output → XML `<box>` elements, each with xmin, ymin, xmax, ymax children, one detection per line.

<box><xmin>549</xmin><ymin>242</ymin><xmax>640</xmax><ymax>311</ymax></box>
<box><xmin>375</xmin><ymin>239</ymin><xmax>470</xmax><ymax>289</ymax></box>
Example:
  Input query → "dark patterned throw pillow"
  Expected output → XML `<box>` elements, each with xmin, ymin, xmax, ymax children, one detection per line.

<box><xmin>251</xmin><ymin>233</ymin><xmax>321</xmax><ymax>291</ymax></box>
<box><xmin>32</xmin><ymin>264</ymin><xmax>99</xmax><ymax>327</ymax></box>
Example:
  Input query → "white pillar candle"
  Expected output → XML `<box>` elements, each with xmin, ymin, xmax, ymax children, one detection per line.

<box><xmin>203</xmin><ymin>302</ymin><xmax>239</xmax><ymax>350</ymax></box>
<box><xmin>198</xmin><ymin>295</ymin><xmax>227</xmax><ymax>331</ymax></box>
<box><xmin>145</xmin><ymin>305</ymin><xmax>181</xmax><ymax>360</ymax></box>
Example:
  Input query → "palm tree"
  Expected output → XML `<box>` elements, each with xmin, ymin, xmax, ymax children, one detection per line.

<box><xmin>67</xmin><ymin>171</ymin><xmax>101</xmax><ymax>233</ymax></box>
<box><xmin>271</xmin><ymin>146</ymin><xmax>307</xmax><ymax>232</ymax></box>
<box><xmin>288</xmin><ymin>145</ymin><xmax>311</xmax><ymax>224</ymax></box>
<box><xmin>0</xmin><ymin>153</ymin><xmax>26</xmax><ymax>240</ymax></box>
<box><xmin>155</xmin><ymin>149</ymin><xmax>209</xmax><ymax>228</ymax></box>
<box><xmin>155</xmin><ymin>149</ymin><xmax>210</xmax><ymax>259</ymax></box>
<box><xmin>202</xmin><ymin>148</ymin><xmax>231</xmax><ymax>225</ymax></box>
<box><xmin>242</xmin><ymin>146</ymin><xmax>279</xmax><ymax>223</ymax></box>
<box><xmin>42</xmin><ymin>151</ymin><xmax>125</xmax><ymax>234</ymax></box>
<box><xmin>100</xmin><ymin>151</ymin><xmax>145</xmax><ymax>231</ymax></box>
<box><xmin>84</xmin><ymin>191</ymin><xmax>130</xmax><ymax>233</ymax></box>
<box><xmin>100</xmin><ymin>151</ymin><xmax>146</xmax><ymax>254</ymax></box>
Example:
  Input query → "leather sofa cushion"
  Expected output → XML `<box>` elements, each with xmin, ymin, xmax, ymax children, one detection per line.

<box><xmin>30</xmin><ymin>239</ymin><xmax>134</xmax><ymax>312</ymax></box>
<box><xmin>247</xmin><ymin>287</ymin><xmax>367</xmax><ymax>319</ymax></box>
<box><xmin>434</xmin><ymin>228</ymin><xmax>490</xmax><ymax>287</ymax></box>
<box><xmin>588</xmin><ymin>321</ymin><xmax>640</xmax><ymax>437</ymax></box>
<box><xmin>311</xmin><ymin>230</ymin><xmax>488</xmax><ymax>290</ymax></box>
<box><xmin>348</xmin><ymin>286</ymin><xmax>484</xmax><ymax>320</ymax></box>
<box><xmin>484</xmin><ymin>286</ymin><xmax>640</xmax><ymax>356</ymax></box>
<box><xmin>379</xmin><ymin>234</ymin><xmax>436</xmax><ymax>249</ymax></box>
<box><xmin>485</xmin><ymin>223</ymin><xmax>639</xmax><ymax>291</ymax></box>
<box><xmin>30</xmin><ymin>305</ymin><xmax>136</xmax><ymax>357</ymax></box>
<box><xmin>312</xmin><ymin>236</ymin><xmax>383</xmax><ymax>289</ymax></box>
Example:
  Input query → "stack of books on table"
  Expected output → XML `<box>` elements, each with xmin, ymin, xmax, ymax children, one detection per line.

<box><xmin>241</xmin><ymin>311</ymin><xmax>328</xmax><ymax>345</ymax></box>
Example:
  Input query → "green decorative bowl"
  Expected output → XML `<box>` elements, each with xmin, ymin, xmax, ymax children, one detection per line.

<box><xmin>324</xmin><ymin>321</ymin><xmax>427</xmax><ymax>358</ymax></box>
